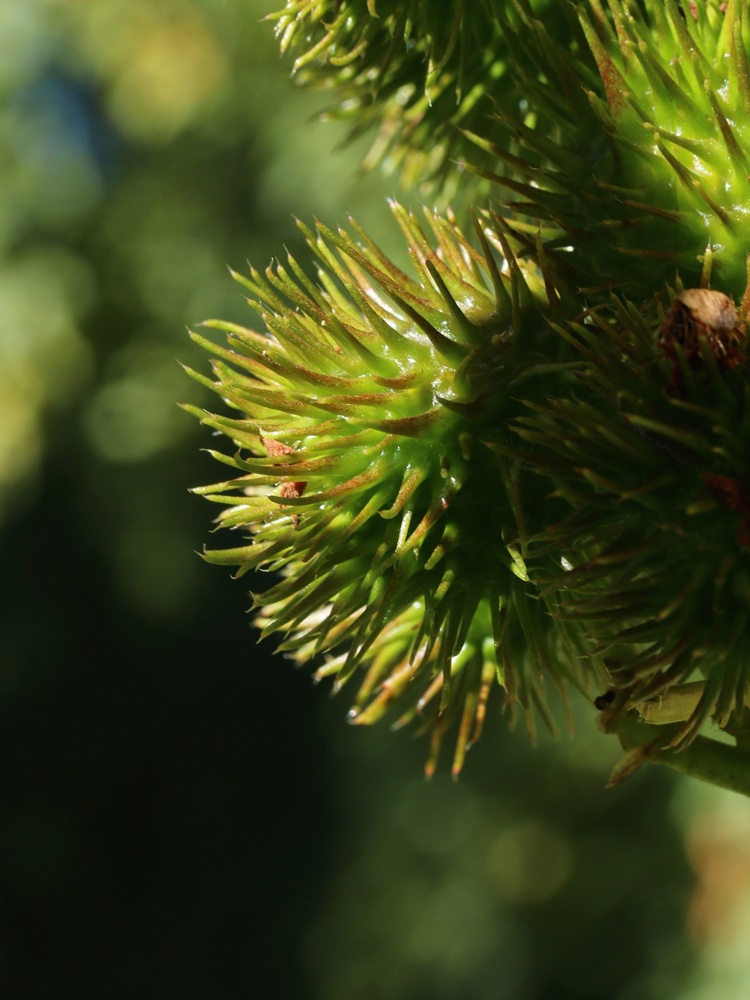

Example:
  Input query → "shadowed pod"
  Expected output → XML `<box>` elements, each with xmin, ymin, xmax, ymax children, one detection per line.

<box><xmin>509</xmin><ymin>283</ymin><xmax>750</xmax><ymax>747</ymax></box>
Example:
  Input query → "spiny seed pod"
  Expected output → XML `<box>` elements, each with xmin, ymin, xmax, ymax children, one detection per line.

<box><xmin>473</xmin><ymin>0</ymin><xmax>750</xmax><ymax>300</ymax></box>
<box><xmin>186</xmin><ymin>203</ymin><xmax>596</xmax><ymax>774</ymax></box>
<box><xmin>510</xmin><ymin>287</ymin><xmax>750</xmax><ymax>746</ymax></box>
<box><xmin>268</xmin><ymin>0</ymin><xmax>577</xmax><ymax>200</ymax></box>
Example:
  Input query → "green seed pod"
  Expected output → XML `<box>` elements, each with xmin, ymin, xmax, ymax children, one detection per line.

<box><xmin>475</xmin><ymin>0</ymin><xmax>750</xmax><ymax>300</ymax></box>
<box><xmin>187</xmin><ymin>204</ymin><xmax>595</xmax><ymax>773</ymax></box>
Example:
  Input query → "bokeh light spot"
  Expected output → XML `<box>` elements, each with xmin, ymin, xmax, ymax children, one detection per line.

<box><xmin>488</xmin><ymin>821</ymin><xmax>572</xmax><ymax>903</ymax></box>
<box><xmin>83</xmin><ymin>377</ymin><xmax>183</xmax><ymax>463</ymax></box>
<box><xmin>107</xmin><ymin>4</ymin><xmax>228</xmax><ymax>140</ymax></box>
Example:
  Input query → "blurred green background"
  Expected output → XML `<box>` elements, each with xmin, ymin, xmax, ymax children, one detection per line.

<box><xmin>3</xmin><ymin>1</ymin><xmax>750</xmax><ymax>997</ymax></box>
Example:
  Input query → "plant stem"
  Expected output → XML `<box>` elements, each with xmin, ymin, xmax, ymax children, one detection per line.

<box><xmin>602</xmin><ymin>711</ymin><xmax>750</xmax><ymax>798</ymax></box>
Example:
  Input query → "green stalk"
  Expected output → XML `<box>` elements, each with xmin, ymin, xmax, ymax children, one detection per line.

<box><xmin>603</xmin><ymin>710</ymin><xmax>750</xmax><ymax>798</ymax></box>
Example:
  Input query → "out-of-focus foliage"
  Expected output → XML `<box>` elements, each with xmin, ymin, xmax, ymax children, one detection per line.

<box><xmin>0</xmin><ymin>0</ymin><xmax>394</xmax><ymax>536</ymax></box>
<box><xmin>305</xmin><ymin>706</ymin><xmax>691</xmax><ymax>1000</ymax></box>
<box><xmin>1</xmin><ymin>2</ymin><xmax>749</xmax><ymax>998</ymax></box>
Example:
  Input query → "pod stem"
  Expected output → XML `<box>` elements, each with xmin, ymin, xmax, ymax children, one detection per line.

<box><xmin>601</xmin><ymin>709</ymin><xmax>750</xmax><ymax>798</ymax></box>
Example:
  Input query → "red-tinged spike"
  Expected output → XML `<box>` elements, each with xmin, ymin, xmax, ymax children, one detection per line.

<box><xmin>366</xmin><ymin>409</ymin><xmax>443</xmax><ymax>437</ymax></box>
<box><xmin>267</xmin><ymin>465</ymin><xmax>387</xmax><ymax>506</ymax></box>
<box><xmin>452</xmin><ymin>699</ymin><xmax>475</xmax><ymax>778</ymax></box>
<box><xmin>578</xmin><ymin>6</ymin><xmax>629</xmax><ymax>116</ymax></box>
<box><xmin>424</xmin><ymin>720</ymin><xmax>446</xmax><ymax>780</ymax></box>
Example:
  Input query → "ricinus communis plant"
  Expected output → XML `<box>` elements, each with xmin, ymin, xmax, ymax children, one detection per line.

<box><xmin>188</xmin><ymin>0</ymin><xmax>750</xmax><ymax>795</ymax></box>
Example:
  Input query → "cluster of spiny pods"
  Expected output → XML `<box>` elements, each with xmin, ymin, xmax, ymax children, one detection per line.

<box><xmin>188</xmin><ymin>1</ymin><xmax>750</xmax><ymax>775</ymax></box>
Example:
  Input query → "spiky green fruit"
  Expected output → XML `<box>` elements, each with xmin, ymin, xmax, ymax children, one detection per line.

<box><xmin>511</xmin><ymin>284</ymin><xmax>750</xmax><ymax>744</ymax></box>
<box><xmin>268</xmin><ymin>0</ymin><xmax>575</xmax><ymax>200</ymax></box>
<box><xmin>187</xmin><ymin>204</ymin><xmax>595</xmax><ymax>773</ymax></box>
<box><xmin>476</xmin><ymin>0</ymin><xmax>750</xmax><ymax>299</ymax></box>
